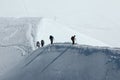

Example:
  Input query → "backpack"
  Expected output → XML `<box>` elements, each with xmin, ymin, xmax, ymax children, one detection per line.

<box><xmin>36</xmin><ymin>41</ymin><xmax>40</xmax><ymax>47</ymax></box>
<box><xmin>50</xmin><ymin>35</ymin><xmax>54</xmax><ymax>40</ymax></box>
<box><xmin>41</xmin><ymin>40</ymin><xmax>44</xmax><ymax>44</ymax></box>
<box><xmin>71</xmin><ymin>36</ymin><xmax>74</xmax><ymax>40</ymax></box>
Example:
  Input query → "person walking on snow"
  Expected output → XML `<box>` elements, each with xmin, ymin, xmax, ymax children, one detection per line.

<box><xmin>41</xmin><ymin>40</ymin><xmax>45</xmax><ymax>47</ymax></box>
<box><xmin>49</xmin><ymin>35</ymin><xmax>54</xmax><ymax>44</ymax></box>
<box><xmin>71</xmin><ymin>35</ymin><xmax>76</xmax><ymax>45</ymax></box>
<box><xmin>36</xmin><ymin>41</ymin><xmax>40</xmax><ymax>48</ymax></box>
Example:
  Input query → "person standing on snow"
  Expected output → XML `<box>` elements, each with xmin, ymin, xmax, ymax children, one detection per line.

<box><xmin>49</xmin><ymin>35</ymin><xmax>54</xmax><ymax>44</ymax></box>
<box><xmin>36</xmin><ymin>41</ymin><xmax>40</xmax><ymax>48</ymax></box>
<box><xmin>71</xmin><ymin>35</ymin><xmax>76</xmax><ymax>45</ymax></box>
<box><xmin>41</xmin><ymin>40</ymin><xmax>45</xmax><ymax>47</ymax></box>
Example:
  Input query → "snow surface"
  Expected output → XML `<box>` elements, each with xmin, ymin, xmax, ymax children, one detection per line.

<box><xmin>0</xmin><ymin>17</ymin><xmax>40</xmax><ymax>75</ymax></box>
<box><xmin>1</xmin><ymin>43</ymin><xmax>120</xmax><ymax>80</ymax></box>
<box><xmin>36</xmin><ymin>18</ymin><xmax>110</xmax><ymax>46</ymax></box>
<box><xmin>0</xmin><ymin>17</ymin><xmax>111</xmax><ymax>76</ymax></box>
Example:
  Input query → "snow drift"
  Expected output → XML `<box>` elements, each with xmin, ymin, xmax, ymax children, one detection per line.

<box><xmin>1</xmin><ymin>43</ymin><xmax>120</xmax><ymax>80</ymax></box>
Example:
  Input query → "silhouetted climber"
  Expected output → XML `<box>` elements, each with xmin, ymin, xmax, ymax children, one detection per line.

<box><xmin>36</xmin><ymin>41</ymin><xmax>40</xmax><ymax>48</ymax></box>
<box><xmin>41</xmin><ymin>40</ymin><xmax>45</xmax><ymax>47</ymax></box>
<box><xmin>71</xmin><ymin>35</ymin><xmax>76</xmax><ymax>45</ymax></box>
<box><xmin>49</xmin><ymin>35</ymin><xmax>54</xmax><ymax>44</ymax></box>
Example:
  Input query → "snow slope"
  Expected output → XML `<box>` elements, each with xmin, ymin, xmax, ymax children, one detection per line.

<box><xmin>0</xmin><ymin>17</ymin><xmax>41</xmax><ymax>75</ymax></box>
<box><xmin>36</xmin><ymin>18</ymin><xmax>110</xmax><ymax>46</ymax></box>
<box><xmin>1</xmin><ymin>43</ymin><xmax>120</xmax><ymax>80</ymax></box>
<box><xmin>0</xmin><ymin>17</ymin><xmax>110</xmax><ymax>75</ymax></box>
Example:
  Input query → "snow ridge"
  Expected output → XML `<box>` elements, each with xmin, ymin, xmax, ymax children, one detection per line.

<box><xmin>0</xmin><ymin>17</ymin><xmax>117</xmax><ymax>79</ymax></box>
<box><xmin>1</xmin><ymin>43</ymin><xmax>120</xmax><ymax>80</ymax></box>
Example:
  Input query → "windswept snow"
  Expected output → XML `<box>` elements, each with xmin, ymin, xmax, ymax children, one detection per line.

<box><xmin>1</xmin><ymin>43</ymin><xmax>120</xmax><ymax>80</ymax></box>
<box><xmin>0</xmin><ymin>17</ymin><xmax>111</xmax><ymax>76</ymax></box>
<box><xmin>36</xmin><ymin>18</ymin><xmax>110</xmax><ymax>46</ymax></box>
<box><xmin>0</xmin><ymin>17</ymin><xmax>41</xmax><ymax>75</ymax></box>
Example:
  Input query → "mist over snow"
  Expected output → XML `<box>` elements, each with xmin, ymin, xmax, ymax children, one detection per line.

<box><xmin>0</xmin><ymin>0</ymin><xmax>120</xmax><ymax>47</ymax></box>
<box><xmin>36</xmin><ymin>18</ymin><xmax>110</xmax><ymax>46</ymax></box>
<box><xmin>0</xmin><ymin>17</ymin><xmax>118</xmax><ymax>79</ymax></box>
<box><xmin>0</xmin><ymin>17</ymin><xmax>40</xmax><ymax>75</ymax></box>
<box><xmin>0</xmin><ymin>0</ymin><xmax>120</xmax><ymax>79</ymax></box>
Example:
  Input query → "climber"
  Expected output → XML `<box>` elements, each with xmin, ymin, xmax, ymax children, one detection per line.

<box><xmin>36</xmin><ymin>41</ymin><xmax>40</xmax><ymax>48</ymax></box>
<box><xmin>71</xmin><ymin>35</ymin><xmax>76</xmax><ymax>45</ymax></box>
<box><xmin>41</xmin><ymin>40</ymin><xmax>45</xmax><ymax>47</ymax></box>
<box><xmin>49</xmin><ymin>35</ymin><xmax>54</xmax><ymax>44</ymax></box>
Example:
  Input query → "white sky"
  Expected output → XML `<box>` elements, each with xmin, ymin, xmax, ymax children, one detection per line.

<box><xmin>0</xmin><ymin>0</ymin><xmax>120</xmax><ymax>47</ymax></box>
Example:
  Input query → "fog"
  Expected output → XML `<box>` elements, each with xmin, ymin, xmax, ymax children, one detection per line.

<box><xmin>0</xmin><ymin>0</ymin><xmax>120</xmax><ymax>47</ymax></box>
